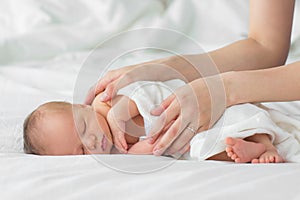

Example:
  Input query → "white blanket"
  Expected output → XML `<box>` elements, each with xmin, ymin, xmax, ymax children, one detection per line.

<box><xmin>190</xmin><ymin>103</ymin><xmax>300</xmax><ymax>162</ymax></box>
<box><xmin>120</xmin><ymin>81</ymin><xmax>300</xmax><ymax>162</ymax></box>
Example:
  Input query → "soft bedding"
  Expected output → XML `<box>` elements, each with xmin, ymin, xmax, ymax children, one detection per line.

<box><xmin>1</xmin><ymin>153</ymin><xmax>300</xmax><ymax>200</ymax></box>
<box><xmin>1</xmin><ymin>0</ymin><xmax>300</xmax><ymax>199</ymax></box>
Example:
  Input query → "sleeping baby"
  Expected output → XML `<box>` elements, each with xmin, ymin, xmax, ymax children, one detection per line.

<box><xmin>23</xmin><ymin>100</ymin><xmax>159</xmax><ymax>156</ymax></box>
<box><xmin>23</xmin><ymin>80</ymin><xmax>290</xmax><ymax>163</ymax></box>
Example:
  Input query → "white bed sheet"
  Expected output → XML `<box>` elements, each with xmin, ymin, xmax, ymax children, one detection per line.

<box><xmin>1</xmin><ymin>0</ymin><xmax>300</xmax><ymax>199</ymax></box>
<box><xmin>2</xmin><ymin>153</ymin><xmax>300</xmax><ymax>200</ymax></box>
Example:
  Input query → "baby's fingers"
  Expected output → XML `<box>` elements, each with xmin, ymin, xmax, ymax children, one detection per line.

<box><xmin>113</xmin><ymin>132</ymin><xmax>128</xmax><ymax>153</ymax></box>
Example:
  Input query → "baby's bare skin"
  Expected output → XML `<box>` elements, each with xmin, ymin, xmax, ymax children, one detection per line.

<box><xmin>93</xmin><ymin>92</ymin><xmax>158</xmax><ymax>155</ymax></box>
<box><xmin>225</xmin><ymin>135</ymin><xmax>284</xmax><ymax>163</ymax></box>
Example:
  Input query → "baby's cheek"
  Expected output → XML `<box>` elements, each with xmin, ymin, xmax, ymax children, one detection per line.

<box><xmin>127</xmin><ymin>140</ymin><xmax>154</xmax><ymax>155</ymax></box>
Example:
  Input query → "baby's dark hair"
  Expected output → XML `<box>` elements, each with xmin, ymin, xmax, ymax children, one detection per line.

<box><xmin>23</xmin><ymin>101</ymin><xmax>71</xmax><ymax>155</ymax></box>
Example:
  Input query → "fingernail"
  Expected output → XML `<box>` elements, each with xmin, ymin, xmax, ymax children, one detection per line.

<box><xmin>99</xmin><ymin>93</ymin><xmax>108</xmax><ymax>101</ymax></box>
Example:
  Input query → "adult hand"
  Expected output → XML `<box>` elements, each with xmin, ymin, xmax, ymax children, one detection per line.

<box><xmin>149</xmin><ymin>75</ymin><xmax>227</xmax><ymax>157</ymax></box>
<box><xmin>84</xmin><ymin>54</ymin><xmax>201</xmax><ymax>105</ymax></box>
<box><xmin>85</xmin><ymin>65</ymin><xmax>135</xmax><ymax>105</ymax></box>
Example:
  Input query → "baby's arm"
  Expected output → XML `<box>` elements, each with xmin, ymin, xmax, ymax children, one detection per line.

<box><xmin>93</xmin><ymin>92</ymin><xmax>143</xmax><ymax>152</ymax></box>
<box><xmin>127</xmin><ymin>139</ymin><xmax>155</xmax><ymax>155</ymax></box>
<box><xmin>127</xmin><ymin>133</ymin><xmax>163</xmax><ymax>155</ymax></box>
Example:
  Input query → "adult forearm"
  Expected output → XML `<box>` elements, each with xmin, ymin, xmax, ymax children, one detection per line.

<box><xmin>209</xmin><ymin>37</ymin><xmax>289</xmax><ymax>72</ymax></box>
<box><xmin>162</xmin><ymin>37</ymin><xmax>290</xmax><ymax>82</ymax></box>
<box><xmin>224</xmin><ymin>61</ymin><xmax>300</xmax><ymax>106</ymax></box>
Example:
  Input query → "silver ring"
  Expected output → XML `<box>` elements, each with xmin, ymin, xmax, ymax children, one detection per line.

<box><xmin>186</xmin><ymin>126</ymin><xmax>197</xmax><ymax>135</ymax></box>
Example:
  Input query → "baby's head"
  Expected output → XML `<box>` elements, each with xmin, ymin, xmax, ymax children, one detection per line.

<box><xmin>23</xmin><ymin>101</ymin><xmax>113</xmax><ymax>155</ymax></box>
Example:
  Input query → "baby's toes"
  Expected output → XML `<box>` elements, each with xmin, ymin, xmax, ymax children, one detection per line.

<box><xmin>259</xmin><ymin>157</ymin><xmax>266</xmax><ymax>163</ymax></box>
<box><xmin>264</xmin><ymin>158</ymin><xmax>270</xmax><ymax>163</ymax></box>
<box><xmin>226</xmin><ymin>146</ymin><xmax>233</xmax><ymax>153</ymax></box>
<box><xmin>227</xmin><ymin>151</ymin><xmax>233</xmax><ymax>157</ymax></box>
<box><xmin>251</xmin><ymin>158</ymin><xmax>259</xmax><ymax>164</ymax></box>
<box><xmin>269</xmin><ymin>156</ymin><xmax>275</xmax><ymax>163</ymax></box>
<box><xmin>275</xmin><ymin>155</ymin><xmax>284</xmax><ymax>163</ymax></box>
<box><xmin>231</xmin><ymin>154</ymin><xmax>237</xmax><ymax>160</ymax></box>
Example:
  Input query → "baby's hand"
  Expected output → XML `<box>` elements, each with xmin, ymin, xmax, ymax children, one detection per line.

<box><xmin>107</xmin><ymin>110</ymin><xmax>128</xmax><ymax>153</ymax></box>
<box><xmin>113</xmin><ymin>132</ymin><xmax>128</xmax><ymax>154</ymax></box>
<box><xmin>106</xmin><ymin>95</ymin><xmax>141</xmax><ymax>154</ymax></box>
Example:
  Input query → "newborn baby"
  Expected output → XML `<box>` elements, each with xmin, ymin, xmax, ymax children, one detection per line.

<box><xmin>23</xmin><ymin>99</ymin><xmax>157</xmax><ymax>156</ymax></box>
<box><xmin>23</xmin><ymin>80</ymin><xmax>285</xmax><ymax>163</ymax></box>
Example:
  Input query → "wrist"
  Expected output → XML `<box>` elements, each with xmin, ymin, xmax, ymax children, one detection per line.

<box><xmin>155</xmin><ymin>55</ymin><xmax>188</xmax><ymax>81</ymax></box>
<box><xmin>160</xmin><ymin>55</ymin><xmax>203</xmax><ymax>82</ymax></box>
<box><xmin>222</xmin><ymin>71</ymin><xmax>241</xmax><ymax>107</ymax></box>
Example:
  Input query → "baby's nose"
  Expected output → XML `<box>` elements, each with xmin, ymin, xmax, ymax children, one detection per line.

<box><xmin>85</xmin><ymin>135</ymin><xmax>97</xmax><ymax>150</ymax></box>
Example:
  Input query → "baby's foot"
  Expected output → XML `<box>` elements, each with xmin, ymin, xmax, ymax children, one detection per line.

<box><xmin>225</xmin><ymin>137</ymin><xmax>266</xmax><ymax>163</ymax></box>
<box><xmin>251</xmin><ymin>148</ymin><xmax>284</xmax><ymax>164</ymax></box>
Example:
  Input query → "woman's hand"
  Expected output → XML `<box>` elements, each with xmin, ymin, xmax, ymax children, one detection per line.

<box><xmin>85</xmin><ymin>65</ymin><xmax>135</xmax><ymax>105</ymax></box>
<box><xmin>84</xmin><ymin>57</ymin><xmax>175</xmax><ymax>105</ymax></box>
<box><xmin>148</xmin><ymin>75</ymin><xmax>228</xmax><ymax>156</ymax></box>
<box><xmin>84</xmin><ymin>55</ymin><xmax>200</xmax><ymax>105</ymax></box>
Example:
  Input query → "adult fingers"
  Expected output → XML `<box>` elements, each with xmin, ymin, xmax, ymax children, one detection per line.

<box><xmin>152</xmin><ymin>118</ymin><xmax>185</xmax><ymax>156</ymax></box>
<box><xmin>148</xmin><ymin>99</ymin><xmax>180</xmax><ymax>144</ymax></box>
<box><xmin>98</xmin><ymin>74</ymin><xmax>134</xmax><ymax>102</ymax></box>
<box><xmin>85</xmin><ymin>70</ymin><xmax>123</xmax><ymax>104</ymax></box>
<box><xmin>164</xmin><ymin>124</ymin><xmax>197</xmax><ymax>156</ymax></box>
<box><xmin>84</xmin><ymin>85</ymin><xmax>97</xmax><ymax>105</ymax></box>
<box><xmin>147</xmin><ymin>120</ymin><xmax>174</xmax><ymax>144</ymax></box>
<box><xmin>162</xmin><ymin>120</ymin><xmax>175</xmax><ymax>133</ymax></box>
<box><xmin>150</xmin><ymin>94</ymin><xmax>176</xmax><ymax>116</ymax></box>
<box><xmin>170</xmin><ymin>143</ymin><xmax>190</xmax><ymax>159</ymax></box>
<box><xmin>149</xmin><ymin>120</ymin><xmax>175</xmax><ymax>144</ymax></box>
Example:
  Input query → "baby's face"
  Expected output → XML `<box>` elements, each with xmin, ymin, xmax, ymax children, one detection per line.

<box><xmin>39</xmin><ymin>104</ymin><xmax>113</xmax><ymax>155</ymax></box>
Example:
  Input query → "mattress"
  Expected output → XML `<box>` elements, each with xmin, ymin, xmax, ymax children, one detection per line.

<box><xmin>1</xmin><ymin>0</ymin><xmax>300</xmax><ymax>199</ymax></box>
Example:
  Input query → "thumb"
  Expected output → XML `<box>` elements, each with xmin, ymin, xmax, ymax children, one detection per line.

<box><xmin>98</xmin><ymin>82</ymin><xmax>116</xmax><ymax>102</ymax></box>
<box><xmin>98</xmin><ymin>76</ymin><xmax>129</xmax><ymax>102</ymax></box>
